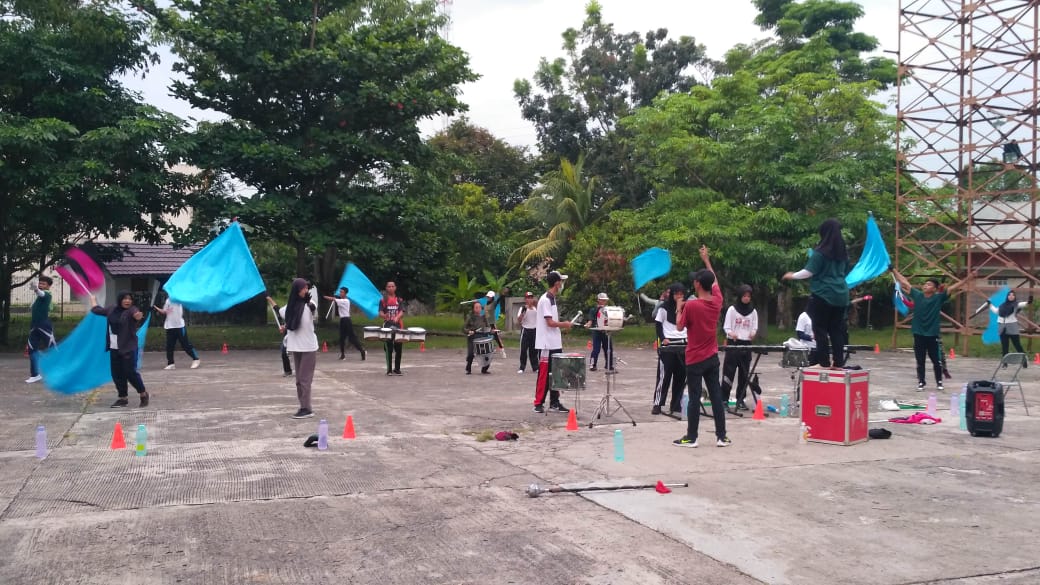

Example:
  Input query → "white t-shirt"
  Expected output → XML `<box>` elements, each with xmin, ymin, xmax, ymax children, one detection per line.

<box><xmin>163</xmin><ymin>299</ymin><xmax>185</xmax><ymax>329</ymax></box>
<box><xmin>333</xmin><ymin>297</ymin><xmax>352</xmax><ymax>317</ymax></box>
<box><xmin>796</xmin><ymin>312</ymin><xmax>816</xmax><ymax>348</ymax></box>
<box><xmin>535</xmin><ymin>292</ymin><xmax>562</xmax><ymax>350</ymax></box>
<box><xmin>517</xmin><ymin>304</ymin><xmax>539</xmax><ymax>329</ymax></box>
<box><xmin>723</xmin><ymin>307</ymin><xmax>758</xmax><ymax>341</ymax></box>
<box><xmin>654</xmin><ymin>307</ymin><xmax>686</xmax><ymax>341</ymax></box>
<box><xmin>279</xmin><ymin>305</ymin><xmax>319</xmax><ymax>352</ymax></box>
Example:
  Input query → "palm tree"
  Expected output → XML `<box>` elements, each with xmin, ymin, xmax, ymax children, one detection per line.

<box><xmin>512</xmin><ymin>155</ymin><xmax>615</xmax><ymax>269</ymax></box>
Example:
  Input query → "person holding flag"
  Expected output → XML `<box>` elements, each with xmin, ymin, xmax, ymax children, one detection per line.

<box><xmin>90</xmin><ymin>291</ymin><xmax>149</xmax><ymax>408</ymax></box>
<box><xmin>278</xmin><ymin>279</ymin><xmax>319</xmax><ymax>418</ymax></box>
<box><xmin>26</xmin><ymin>276</ymin><xmax>56</xmax><ymax>384</ymax></box>
<box><xmin>323</xmin><ymin>286</ymin><xmax>367</xmax><ymax>361</ymax></box>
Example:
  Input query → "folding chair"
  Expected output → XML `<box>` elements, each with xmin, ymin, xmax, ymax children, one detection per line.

<box><xmin>991</xmin><ymin>353</ymin><xmax>1029</xmax><ymax>416</ymax></box>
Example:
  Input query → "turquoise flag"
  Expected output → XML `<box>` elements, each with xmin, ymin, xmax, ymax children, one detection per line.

<box><xmin>337</xmin><ymin>262</ymin><xmax>381</xmax><ymax>319</ymax></box>
<box><xmin>846</xmin><ymin>213</ymin><xmax>891</xmax><ymax>288</ymax></box>
<box><xmin>165</xmin><ymin>222</ymin><xmax>265</xmax><ymax>312</ymax></box>
<box><xmin>894</xmin><ymin>282</ymin><xmax>911</xmax><ymax>316</ymax></box>
<box><xmin>982</xmin><ymin>286</ymin><xmax>1011</xmax><ymax>345</ymax></box>
<box><xmin>39</xmin><ymin>313</ymin><xmax>150</xmax><ymax>395</ymax></box>
<box><xmin>632</xmin><ymin>248</ymin><xmax>672</xmax><ymax>291</ymax></box>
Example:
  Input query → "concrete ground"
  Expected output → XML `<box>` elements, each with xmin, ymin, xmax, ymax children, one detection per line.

<box><xmin>1</xmin><ymin>341</ymin><xmax>1038</xmax><ymax>585</ymax></box>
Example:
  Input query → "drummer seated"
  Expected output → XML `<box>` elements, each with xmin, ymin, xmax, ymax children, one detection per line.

<box><xmin>464</xmin><ymin>302</ymin><xmax>492</xmax><ymax>374</ymax></box>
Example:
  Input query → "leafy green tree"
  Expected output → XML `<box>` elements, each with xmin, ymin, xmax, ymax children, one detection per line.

<box><xmin>147</xmin><ymin>0</ymin><xmax>477</xmax><ymax>297</ymax></box>
<box><xmin>513</xmin><ymin>0</ymin><xmax>709</xmax><ymax>208</ymax></box>
<box><xmin>0</xmin><ymin>0</ymin><xmax>202</xmax><ymax>344</ymax></box>
<box><xmin>428</xmin><ymin>118</ymin><xmax>535</xmax><ymax>210</ymax></box>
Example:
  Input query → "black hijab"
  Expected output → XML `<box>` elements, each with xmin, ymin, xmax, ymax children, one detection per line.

<box><xmin>733</xmin><ymin>284</ymin><xmax>754</xmax><ymax>316</ymax></box>
<box><xmin>815</xmin><ymin>218</ymin><xmax>849</xmax><ymax>261</ymax></box>
<box><xmin>108</xmin><ymin>290</ymin><xmax>134</xmax><ymax>329</ymax></box>
<box><xmin>284</xmin><ymin>278</ymin><xmax>312</xmax><ymax>331</ymax></box>
<box><xmin>661</xmin><ymin>283</ymin><xmax>685</xmax><ymax>324</ymax></box>
<box><xmin>998</xmin><ymin>291</ymin><xmax>1018</xmax><ymax>318</ymax></box>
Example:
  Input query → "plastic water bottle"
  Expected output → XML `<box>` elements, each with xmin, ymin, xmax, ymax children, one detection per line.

<box><xmin>680</xmin><ymin>393</ymin><xmax>689</xmax><ymax>421</ymax></box>
<box><xmin>318</xmin><ymin>419</ymin><xmax>329</xmax><ymax>451</ymax></box>
<box><xmin>949</xmin><ymin>393</ymin><xmax>959</xmax><ymax>420</ymax></box>
<box><xmin>35</xmin><ymin>425</ymin><xmax>47</xmax><ymax>459</ymax></box>
<box><xmin>613</xmin><ymin>429</ymin><xmax>624</xmax><ymax>462</ymax></box>
<box><xmin>135</xmin><ymin>424</ymin><xmax>147</xmax><ymax>457</ymax></box>
<box><xmin>926</xmin><ymin>392</ymin><xmax>937</xmax><ymax>417</ymax></box>
<box><xmin>959</xmin><ymin>391</ymin><xmax>968</xmax><ymax>431</ymax></box>
<box><xmin>780</xmin><ymin>394</ymin><xmax>790</xmax><ymax>418</ymax></box>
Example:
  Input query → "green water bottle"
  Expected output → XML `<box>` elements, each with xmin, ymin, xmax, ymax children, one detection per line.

<box><xmin>135</xmin><ymin>424</ymin><xmax>147</xmax><ymax>457</ymax></box>
<box><xmin>613</xmin><ymin>429</ymin><xmax>624</xmax><ymax>462</ymax></box>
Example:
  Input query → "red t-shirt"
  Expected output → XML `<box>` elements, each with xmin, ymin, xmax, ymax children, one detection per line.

<box><xmin>678</xmin><ymin>281</ymin><xmax>723</xmax><ymax>365</ymax></box>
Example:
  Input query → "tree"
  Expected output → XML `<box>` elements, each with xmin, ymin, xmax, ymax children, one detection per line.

<box><xmin>513</xmin><ymin>0</ymin><xmax>710</xmax><ymax>208</ymax></box>
<box><xmin>428</xmin><ymin>118</ymin><xmax>535</xmax><ymax>210</ymax></box>
<box><xmin>147</xmin><ymin>0</ymin><xmax>477</xmax><ymax>297</ymax></box>
<box><xmin>0</xmin><ymin>0</ymin><xmax>202</xmax><ymax>345</ymax></box>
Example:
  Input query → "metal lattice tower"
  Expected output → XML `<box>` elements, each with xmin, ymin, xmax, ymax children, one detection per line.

<box><xmin>895</xmin><ymin>0</ymin><xmax>1040</xmax><ymax>351</ymax></box>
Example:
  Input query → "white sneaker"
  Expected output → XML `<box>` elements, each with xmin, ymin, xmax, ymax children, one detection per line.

<box><xmin>716</xmin><ymin>437</ymin><xmax>733</xmax><ymax>447</ymax></box>
<box><xmin>190</xmin><ymin>360</ymin><xmax>201</xmax><ymax>369</ymax></box>
<box><xmin>517</xmin><ymin>369</ymin><xmax>524</xmax><ymax>374</ymax></box>
<box><xmin>164</xmin><ymin>364</ymin><xmax>176</xmax><ymax>370</ymax></box>
<box><xmin>500</xmin><ymin>349</ymin><xmax>508</xmax><ymax>359</ymax></box>
<box><xmin>25</xmin><ymin>375</ymin><xmax>42</xmax><ymax>384</ymax></box>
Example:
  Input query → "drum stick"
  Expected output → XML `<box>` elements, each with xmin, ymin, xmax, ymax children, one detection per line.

<box><xmin>570</xmin><ymin>312</ymin><xmax>582</xmax><ymax>324</ymax></box>
<box><xmin>325</xmin><ymin>301</ymin><xmax>334</xmax><ymax>320</ymax></box>
<box><xmin>270</xmin><ymin>305</ymin><xmax>282</xmax><ymax>328</ymax></box>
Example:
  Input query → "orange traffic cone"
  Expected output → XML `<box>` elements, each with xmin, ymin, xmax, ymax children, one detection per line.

<box><xmin>420</xmin><ymin>341</ymin><xmax>426</xmax><ymax>352</ymax></box>
<box><xmin>1034</xmin><ymin>353</ymin><xmax>1040</xmax><ymax>365</ymax></box>
<box><xmin>342</xmin><ymin>415</ymin><xmax>356</xmax><ymax>439</ymax></box>
<box><xmin>322</xmin><ymin>341</ymin><xmax>328</xmax><ymax>353</ymax></box>
<box><xmin>752</xmin><ymin>399</ymin><xmax>766</xmax><ymax>420</ymax></box>
<box><xmin>221</xmin><ymin>343</ymin><xmax>229</xmax><ymax>354</ymax></box>
<box><xmin>110</xmin><ymin>422</ymin><xmax>126</xmax><ymax>450</ymax></box>
<box><xmin>566</xmin><ymin>409</ymin><xmax>578</xmax><ymax>431</ymax></box>
<box><xmin>874</xmin><ymin>343</ymin><xmax>880</xmax><ymax>354</ymax></box>
<box><xmin>948</xmin><ymin>348</ymin><xmax>955</xmax><ymax>360</ymax></box>
<box><xmin>587</xmin><ymin>339</ymin><xmax>593</xmax><ymax>350</ymax></box>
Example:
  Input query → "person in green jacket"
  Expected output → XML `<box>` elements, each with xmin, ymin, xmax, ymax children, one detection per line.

<box><xmin>893</xmin><ymin>270</ymin><xmax>972</xmax><ymax>391</ymax></box>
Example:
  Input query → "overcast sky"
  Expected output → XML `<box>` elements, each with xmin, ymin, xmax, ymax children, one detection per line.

<box><xmin>126</xmin><ymin>0</ymin><xmax>901</xmax><ymax>148</ymax></box>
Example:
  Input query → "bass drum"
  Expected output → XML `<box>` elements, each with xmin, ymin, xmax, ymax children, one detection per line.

<box><xmin>597</xmin><ymin>306</ymin><xmax>625</xmax><ymax>331</ymax></box>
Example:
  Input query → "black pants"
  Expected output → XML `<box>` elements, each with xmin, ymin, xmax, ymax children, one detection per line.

<box><xmin>654</xmin><ymin>346</ymin><xmax>686</xmax><ymax>411</ymax></box>
<box><xmin>383</xmin><ymin>325</ymin><xmax>403</xmax><ymax>373</ymax></box>
<box><xmin>28</xmin><ymin>321</ymin><xmax>55</xmax><ymax>377</ymax></box>
<box><xmin>590</xmin><ymin>330</ymin><xmax>613</xmax><ymax>369</ymax></box>
<box><xmin>165</xmin><ymin>327</ymin><xmax>199</xmax><ymax>365</ymax></box>
<box><xmin>685</xmin><ymin>355</ymin><xmax>727</xmax><ymax>441</ymax></box>
<box><xmin>721</xmin><ymin>341</ymin><xmax>752</xmax><ymax>404</ymax></box>
<box><xmin>1000</xmin><ymin>333</ymin><xmax>1025</xmax><ymax>356</ymax></box>
<box><xmin>913</xmin><ymin>334</ymin><xmax>942</xmax><ymax>385</ymax></box>
<box><xmin>807</xmin><ymin>295</ymin><xmax>848</xmax><ymax>367</ymax></box>
<box><xmin>519</xmin><ymin>327</ymin><xmax>538</xmax><ymax>372</ymax></box>
<box><xmin>281</xmin><ymin>337</ymin><xmax>292</xmax><ymax>374</ymax></box>
<box><xmin>338</xmin><ymin>317</ymin><xmax>365</xmax><ymax>356</ymax></box>
<box><xmin>534</xmin><ymin>348</ymin><xmax>563</xmax><ymax>407</ymax></box>
<box><xmin>466</xmin><ymin>335</ymin><xmax>491</xmax><ymax>373</ymax></box>
<box><xmin>110</xmin><ymin>351</ymin><xmax>146</xmax><ymax>398</ymax></box>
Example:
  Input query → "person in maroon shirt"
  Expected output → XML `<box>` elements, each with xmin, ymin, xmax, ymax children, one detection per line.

<box><xmin>674</xmin><ymin>246</ymin><xmax>731</xmax><ymax>448</ymax></box>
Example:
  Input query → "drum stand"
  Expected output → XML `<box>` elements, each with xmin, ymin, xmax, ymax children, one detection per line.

<box><xmin>588</xmin><ymin>331</ymin><xmax>637</xmax><ymax>428</ymax></box>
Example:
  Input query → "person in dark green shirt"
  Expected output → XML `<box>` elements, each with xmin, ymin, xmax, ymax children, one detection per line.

<box><xmin>463</xmin><ymin>299</ymin><xmax>493</xmax><ymax>374</ymax></box>
<box><xmin>782</xmin><ymin>218</ymin><xmax>851</xmax><ymax>368</ymax></box>
<box><xmin>893</xmin><ymin>270</ymin><xmax>971</xmax><ymax>391</ymax></box>
<box><xmin>26</xmin><ymin>276</ymin><xmax>55</xmax><ymax>383</ymax></box>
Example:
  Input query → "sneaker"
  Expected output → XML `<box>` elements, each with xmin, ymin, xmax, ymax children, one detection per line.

<box><xmin>361</xmin><ymin>349</ymin><xmax>367</xmax><ymax>361</ymax></box>
<box><xmin>548</xmin><ymin>403</ymin><xmax>570</xmax><ymax>413</ymax></box>
<box><xmin>190</xmin><ymin>360</ymin><xmax>200</xmax><ymax>369</ymax></box>
<box><xmin>466</xmin><ymin>368</ymin><xmax>471</xmax><ymax>375</ymax></box>
<box><xmin>917</xmin><ymin>382</ymin><xmax>925</xmax><ymax>391</ymax></box>
<box><xmin>25</xmin><ymin>375</ymin><xmax>42</xmax><ymax>384</ymax></box>
<box><xmin>651</xmin><ymin>405</ymin><xmax>662</xmax><ymax>415</ymax></box>
<box><xmin>292</xmin><ymin>409</ymin><xmax>314</xmax><ymax>419</ymax></box>
<box><xmin>481</xmin><ymin>366</ymin><xmax>490</xmax><ymax>374</ymax></box>
<box><xmin>937</xmin><ymin>383</ymin><xmax>944</xmax><ymax>392</ymax></box>
<box><xmin>589</xmin><ymin>365</ymin><xmax>597</xmax><ymax>372</ymax></box>
<box><xmin>283</xmin><ymin>371</ymin><xmax>293</xmax><ymax>377</ymax></box>
<box><xmin>532</xmin><ymin>405</ymin><xmax>545</xmax><ymax>413</ymax></box>
<box><xmin>673</xmin><ymin>436</ymin><xmax>698</xmax><ymax>448</ymax></box>
<box><xmin>735</xmin><ymin>402</ymin><xmax>749</xmax><ymax>411</ymax></box>
<box><xmin>139</xmin><ymin>392</ymin><xmax>149</xmax><ymax>408</ymax></box>
<box><xmin>517</xmin><ymin>369</ymin><xmax>525</xmax><ymax>374</ymax></box>
<box><xmin>339</xmin><ymin>355</ymin><xmax>346</xmax><ymax>361</ymax></box>
<box><xmin>716</xmin><ymin>437</ymin><xmax>733</xmax><ymax>447</ymax></box>
<box><xmin>163</xmin><ymin>364</ymin><xmax>176</xmax><ymax>370</ymax></box>
<box><xmin>392</xmin><ymin>370</ymin><xmax>403</xmax><ymax>376</ymax></box>
<box><xmin>110</xmin><ymin>398</ymin><xmax>129</xmax><ymax>408</ymax></box>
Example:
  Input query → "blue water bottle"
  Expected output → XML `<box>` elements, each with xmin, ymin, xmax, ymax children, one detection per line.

<box><xmin>35</xmin><ymin>425</ymin><xmax>47</xmax><ymax>459</ymax></box>
<box><xmin>959</xmin><ymin>391</ymin><xmax>968</xmax><ymax>431</ymax></box>
<box><xmin>613</xmin><ymin>429</ymin><xmax>624</xmax><ymax>462</ymax></box>
<box><xmin>318</xmin><ymin>419</ymin><xmax>329</xmax><ymax>451</ymax></box>
<box><xmin>135</xmin><ymin>424</ymin><xmax>147</xmax><ymax>457</ymax></box>
<box><xmin>780</xmin><ymin>394</ymin><xmax>790</xmax><ymax>418</ymax></box>
<box><xmin>680</xmin><ymin>393</ymin><xmax>689</xmax><ymax>421</ymax></box>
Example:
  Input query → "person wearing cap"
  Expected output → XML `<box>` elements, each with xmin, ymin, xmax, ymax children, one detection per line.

<box><xmin>673</xmin><ymin>246</ymin><xmax>731</xmax><ymax>448</ymax></box>
<box><xmin>585</xmin><ymin>292</ymin><xmax>614</xmax><ymax>371</ymax></box>
<box><xmin>516</xmin><ymin>291</ymin><xmax>539</xmax><ymax>374</ymax></box>
<box><xmin>463</xmin><ymin>299</ymin><xmax>493</xmax><ymax>374</ymax></box>
<box><xmin>482</xmin><ymin>290</ymin><xmax>506</xmax><ymax>356</ymax></box>
<box><xmin>533</xmin><ymin>271</ymin><xmax>574</xmax><ymax>414</ymax></box>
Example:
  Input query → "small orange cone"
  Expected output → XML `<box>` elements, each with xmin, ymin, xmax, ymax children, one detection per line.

<box><xmin>566</xmin><ymin>409</ymin><xmax>578</xmax><ymax>431</ymax></box>
<box><xmin>752</xmin><ymin>399</ymin><xmax>766</xmax><ymax>420</ymax></box>
<box><xmin>342</xmin><ymin>415</ymin><xmax>356</xmax><ymax>439</ymax></box>
<box><xmin>1034</xmin><ymin>353</ymin><xmax>1040</xmax><ymax>365</ymax></box>
<box><xmin>110</xmin><ymin>422</ymin><xmax>126</xmax><ymax>450</ymax></box>
<box><xmin>420</xmin><ymin>341</ymin><xmax>426</xmax><ymax>352</ymax></box>
<box><xmin>586</xmin><ymin>339</ymin><xmax>593</xmax><ymax>350</ymax></box>
<box><xmin>322</xmin><ymin>341</ymin><xmax>328</xmax><ymax>353</ymax></box>
<box><xmin>874</xmin><ymin>343</ymin><xmax>880</xmax><ymax>354</ymax></box>
<box><xmin>948</xmin><ymin>348</ymin><xmax>955</xmax><ymax>360</ymax></box>
<box><xmin>221</xmin><ymin>343</ymin><xmax>229</xmax><ymax>354</ymax></box>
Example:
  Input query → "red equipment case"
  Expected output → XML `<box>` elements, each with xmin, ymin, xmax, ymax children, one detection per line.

<box><xmin>800</xmin><ymin>368</ymin><xmax>869</xmax><ymax>445</ymax></box>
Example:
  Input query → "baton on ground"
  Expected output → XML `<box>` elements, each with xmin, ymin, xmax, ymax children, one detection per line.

<box><xmin>526</xmin><ymin>482</ymin><xmax>688</xmax><ymax>498</ymax></box>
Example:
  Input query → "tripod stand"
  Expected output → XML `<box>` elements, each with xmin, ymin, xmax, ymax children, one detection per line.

<box><xmin>588</xmin><ymin>330</ymin><xmax>637</xmax><ymax>428</ymax></box>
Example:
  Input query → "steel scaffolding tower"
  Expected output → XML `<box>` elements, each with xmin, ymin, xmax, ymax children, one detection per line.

<box><xmin>895</xmin><ymin>0</ymin><xmax>1040</xmax><ymax>352</ymax></box>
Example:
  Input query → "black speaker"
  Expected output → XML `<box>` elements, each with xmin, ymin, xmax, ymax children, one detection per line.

<box><xmin>965</xmin><ymin>380</ymin><xmax>1005</xmax><ymax>437</ymax></box>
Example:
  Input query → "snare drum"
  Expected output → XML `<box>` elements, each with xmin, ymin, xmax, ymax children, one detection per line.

<box><xmin>403</xmin><ymin>327</ymin><xmax>427</xmax><ymax>342</ymax></box>
<box><xmin>658</xmin><ymin>339</ymin><xmax>687</xmax><ymax>354</ymax></box>
<box><xmin>378</xmin><ymin>327</ymin><xmax>396</xmax><ymax>340</ymax></box>
<box><xmin>551</xmin><ymin>353</ymin><xmax>587</xmax><ymax>390</ymax></box>
<box><xmin>363</xmin><ymin>326</ymin><xmax>383</xmax><ymax>340</ymax></box>
<box><xmin>473</xmin><ymin>337</ymin><xmax>494</xmax><ymax>355</ymax></box>
<box><xmin>597</xmin><ymin>306</ymin><xmax>625</xmax><ymax>330</ymax></box>
<box><xmin>781</xmin><ymin>348</ymin><xmax>810</xmax><ymax>368</ymax></box>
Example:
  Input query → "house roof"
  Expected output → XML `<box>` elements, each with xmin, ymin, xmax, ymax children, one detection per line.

<box><xmin>87</xmin><ymin>242</ymin><xmax>201</xmax><ymax>277</ymax></box>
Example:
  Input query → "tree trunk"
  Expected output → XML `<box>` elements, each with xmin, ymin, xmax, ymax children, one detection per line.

<box><xmin>776</xmin><ymin>287</ymin><xmax>793</xmax><ymax>332</ymax></box>
<box><xmin>0</xmin><ymin>262</ymin><xmax>11</xmax><ymax>346</ymax></box>
<box><xmin>315</xmin><ymin>245</ymin><xmax>339</xmax><ymax>322</ymax></box>
<box><xmin>295</xmin><ymin>241</ymin><xmax>309</xmax><ymax>281</ymax></box>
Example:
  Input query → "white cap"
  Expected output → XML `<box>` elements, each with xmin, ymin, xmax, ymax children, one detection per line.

<box><xmin>597</xmin><ymin>292</ymin><xmax>609</xmax><ymax>301</ymax></box>
<box><xmin>486</xmin><ymin>291</ymin><xmax>495</xmax><ymax>298</ymax></box>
